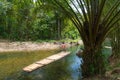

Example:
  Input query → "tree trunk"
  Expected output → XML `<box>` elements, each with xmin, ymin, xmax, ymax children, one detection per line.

<box><xmin>81</xmin><ymin>46</ymin><xmax>106</xmax><ymax>77</ymax></box>
<box><xmin>57</xmin><ymin>18</ymin><xmax>61</xmax><ymax>40</ymax></box>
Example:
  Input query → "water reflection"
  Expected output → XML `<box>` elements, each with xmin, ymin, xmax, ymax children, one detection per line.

<box><xmin>6</xmin><ymin>46</ymin><xmax>82</xmax><ymax>80</ymax></box>
<box><xmin>26</xmin><ymin>46</ymin><xmax>81</xmax><ymax>80</ymax></box>
<box><xmin>0</xmin><ymin>50</ymin><xmax>58</xmax><ymax>80</ymax></box>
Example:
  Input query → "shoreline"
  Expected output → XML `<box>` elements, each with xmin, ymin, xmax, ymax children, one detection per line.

<box><xmin>0</xmin><ymin>41</ymin><xmax>83</xmax><ymax>52</ymax></box>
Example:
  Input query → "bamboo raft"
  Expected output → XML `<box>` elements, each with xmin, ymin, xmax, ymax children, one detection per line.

<box><xmin>23</xmin><ymin>51</ymin><xmax>70</xmax><ymax>72</ymax></box>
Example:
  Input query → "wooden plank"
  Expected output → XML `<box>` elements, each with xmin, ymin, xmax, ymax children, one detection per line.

<box><xmin>46</xmin><ymin>55</ymin><xmax>63</xmax><ymax>60</ymax></box>
<box><xmin>36</xmin><ymin>59</ymin><xmax>55</xmax><ymax>65</ymax></box>
<box><xmin>23</xmin><ymin>63</ymin><xmax>43</xmax><ymax>72</ymax></box>
<box><xmin>58</xmin><ymin>52</ymin><xmax>70</xmax><ymax>56</ymax></box>
<box><xmin>46</xmin><ymin>51</ymin><xmax>70</xmax><ymax>60</ymax></box>
<box><xmin>23</xmin><ymin>51</ymin><xmax>70</xmax><ymax>72</ymax></box>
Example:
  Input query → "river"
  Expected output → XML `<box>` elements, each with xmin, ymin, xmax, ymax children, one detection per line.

<box><xmin>0</xmin><ymin>46</ymin><xmax>82</xmax><ymax>80</ymax></box>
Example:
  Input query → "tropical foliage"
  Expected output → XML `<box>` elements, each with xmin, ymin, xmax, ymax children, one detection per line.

<box><xmin>0</xmin><ymin>0</ymin><xmax>79</xmax><ymax>40</ymax></box>
<box><xmin>109</xmin><ymin>22</ymin><xmax>120</xmax><ymax>58</ymax></box>
<box><xmin>50</xmin><ymin>0</ymin><xmax>120</xmax><ymax>77</ymax></box>
<box><xmin>0</xmin><ymin>0</ymin><xmax>120</xmax><ymax>78</ymax></box>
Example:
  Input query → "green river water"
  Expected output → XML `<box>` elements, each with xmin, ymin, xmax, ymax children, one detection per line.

<box><xmin>0</xmin><ymin>46</ymin><xmax>82</xmax><ymax>80</ymax></box>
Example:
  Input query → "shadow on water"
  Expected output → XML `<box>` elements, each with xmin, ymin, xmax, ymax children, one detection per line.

<box><xmin>4</xmin><ymin>46</ymin><xmax>83</xmax><ymax>80</ymax></box>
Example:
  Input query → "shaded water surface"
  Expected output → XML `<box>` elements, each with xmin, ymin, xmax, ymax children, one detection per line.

<box><xmin>0</xmin><ymin>46</ymin><xmax>82</xmax><ymax>80</ymax></box>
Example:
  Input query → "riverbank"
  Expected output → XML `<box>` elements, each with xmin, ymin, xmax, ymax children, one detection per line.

<box><xmin>0</xmin><ymin>40</ymin><xmax>83</xmax><ymax>52</ymax></box>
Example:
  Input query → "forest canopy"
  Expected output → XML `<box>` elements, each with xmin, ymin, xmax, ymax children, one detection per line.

<box><xmin>0</xmin><ymin>0</ymin><xmax>79</xmax><ymax>41</ymax></box>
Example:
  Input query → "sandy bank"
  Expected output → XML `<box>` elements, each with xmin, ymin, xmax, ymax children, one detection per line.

<box><xmin>0</xmin><ymin>41</ymin><xmax>83</xmax><ymax>52</ymax></box>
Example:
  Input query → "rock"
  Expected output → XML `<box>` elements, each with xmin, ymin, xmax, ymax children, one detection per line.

<box><xmin>76</xmin><ymin>50</ymin><xmax>83</xmax><ymax>57</ymax></box>
<box><xmin>117</xmin><ymin>77</ymin><xmax>120</xmax><ymax>80</ymax></box>
<box><xmin>111</xmin><ymin>68</ymin><xmax>120</xmax><ymax>74</ymax></box>
<box><xmin>105</xmin><ymin>71</ymin><xmax>112</xmax><ymax>77</ymax></box>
